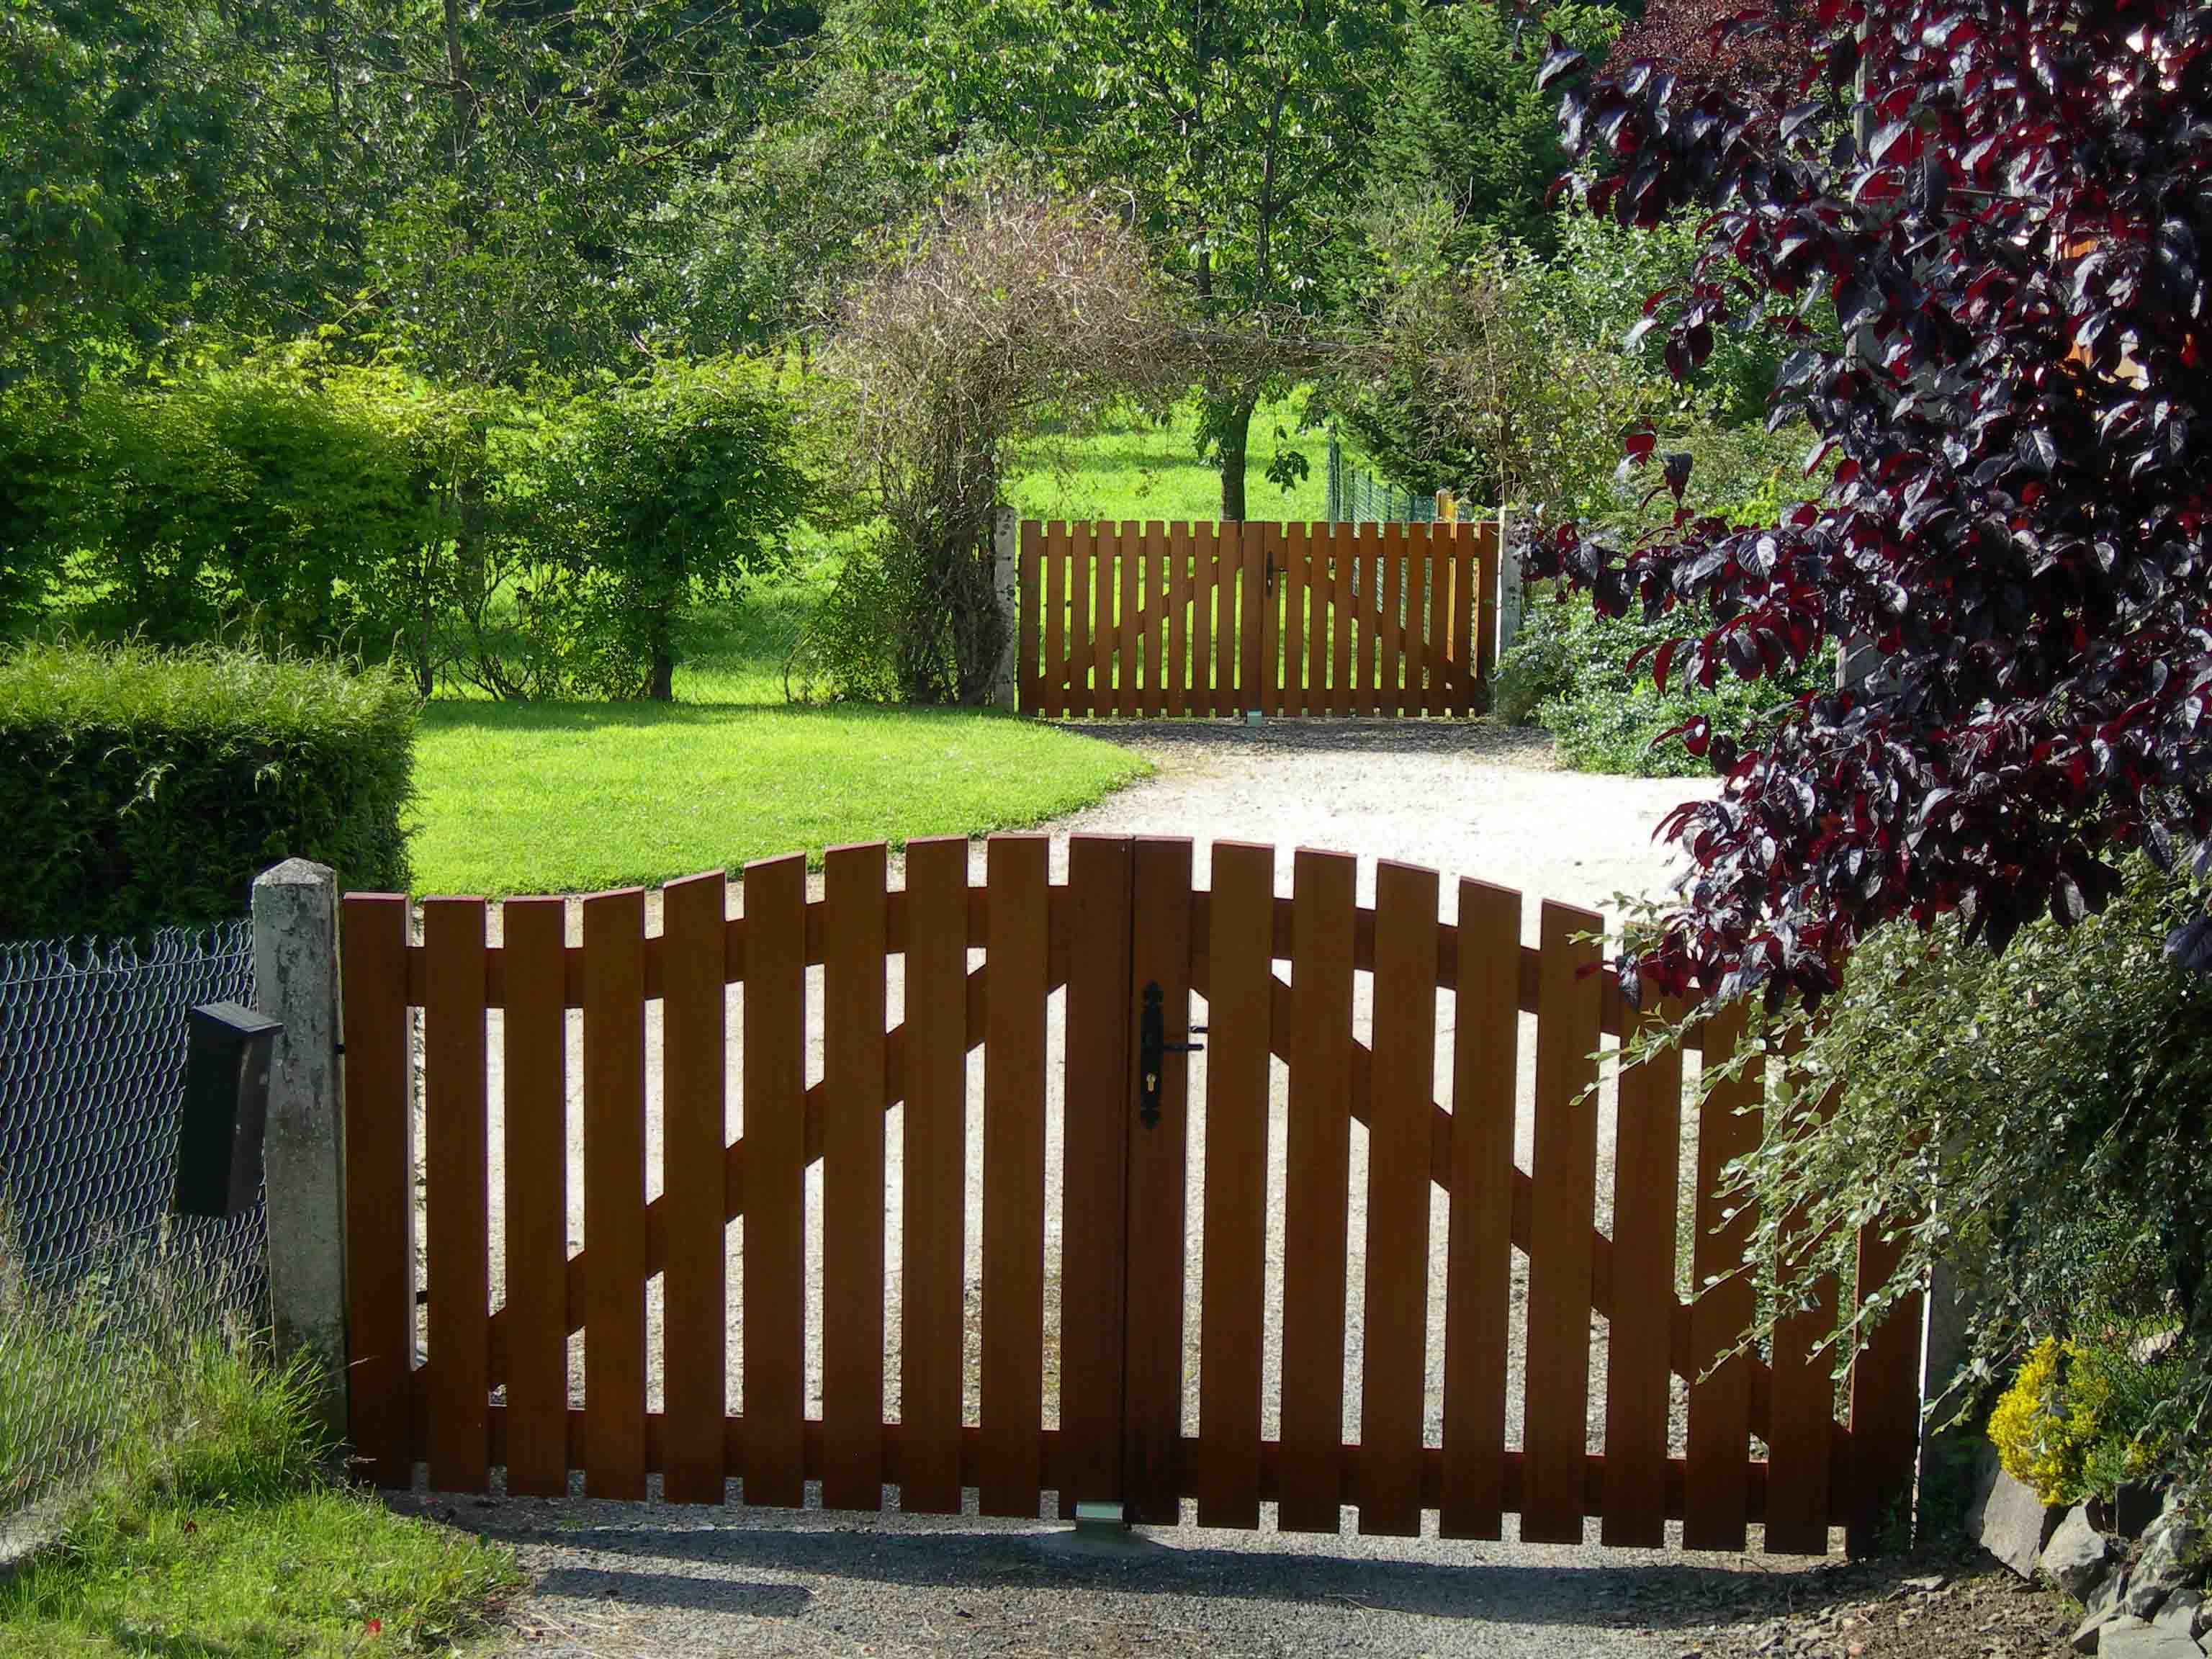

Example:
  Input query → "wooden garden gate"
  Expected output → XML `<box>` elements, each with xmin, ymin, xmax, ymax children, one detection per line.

<box><xmin>1015</xmin><ymin>520</ymin><xmax>1500</xmax><ymax>719</ymax></box>
<box><xmin>340</xmin><ymin>836</ymin><xmax>1923</xmax><ymax>1550</ymax></box>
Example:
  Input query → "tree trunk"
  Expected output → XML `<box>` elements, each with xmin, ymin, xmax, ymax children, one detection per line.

<box><xmin>1217</xmin><ymin>392</ymin><xmax>1258</xmax><ymax>521</ymax></box>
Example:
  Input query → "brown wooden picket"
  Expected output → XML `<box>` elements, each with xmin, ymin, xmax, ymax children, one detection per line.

<box><xmin>1017</xmin><ymin>519</ymin><xmax>1498</xmax><ymax>717</ymax></box>
<box><xmin>341</xmin><ymin>837</ymin><xmax>1925</xmax><ymax>1553</ymax></box>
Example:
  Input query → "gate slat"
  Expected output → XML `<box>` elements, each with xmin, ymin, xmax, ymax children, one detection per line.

<box><xmin>1848</xmin><ymin>1220</ymin><xmax>1924</xmax><ymax>1554</ymax></box>
<box><xmin>1223</xmin><ymin>525</ymin><xmax>1248</xmax><ymax>713</ymax></box>
<box><xmin>1403</xmin><ymin>530</ymin><xmax>1428</xmax><ymax>719</ymax></box>
<box><xmin>899</xmin><ymin>836</ymin><xmax>969</xmax><ymax>1514</ymax></box>
<box><xmin>1279</xmin><ymin>848</ymin><xmax>1356</xmax><ymax>1532</ymax></box>
<box><xmin>1424</xmin><ymin>531</ymin><xmax>1448</xmax><ymax>716</ymax></box>
<box><xmin>1686</xmin><ymin>1002</ymin><xmax>1761</xmax><ymax>1550</ymax></box>
<box><xmin>1358</xmin><ymin>525</ymin><xmax>1381</xmax><ymax>717</ymax></box>
<box><xmin>1300</xmin><ymin>526</ymin><xmax>1318</xmax><ymax>716</ymax></box>
<box><xmin>423</xmin><ymin>896</ymin><xmax>490</xmax><ymax>1493</ymax></box>
<box><xmin>981</xmin><ymin>833</ymin><xmax>1050</xmax><ymax>1514</ymax></box>
<box><xmin>1238</xmin><ymin>524</ymin><xmax>1265</xmax><ymax>716</ymax></box>
<box><xmin>1118</xmin><ymin>520</ymin><xmax>1141</xmax><ymax>719</ymax></box>
<box><xmin>1282</xmin><ymin>524</ymin><xmax>1305</xmax><ymax>717</ymax></box>
<box><xmin>1766</xmin><ymin>1036</ymin><xmax>1836</xmax><ymax>1555</ymax></box>
<box><xmin>1450</xmin><ymin>527</ymin><xmax>1477</xmax><ymax>716</ymax></box>
<box><xmin>1521</xmin><ymin>898</ymin><xmax>1602</xmax><ymax>1543</ymax></box>
<box><xmin>582</xmin><ymin>887</ymin><xmax>647</xmax><ymax>1500</ymax></box>
<box><xmin>742</xmin><ymin>853</ymin><xmax>807</xmax><ymax>1507</ymax></box>
<box><xmin>1191</xmin><ymin>526</ymin><xmax>1215</xmax><ymax>716</ymax></box>
<box><xmin>1058</xmin><ymin>835</ymin><xmax>1134</xmax><ymax>1512</ymax></box>
<box><xmin>501</xmin><ymin>895</ymin><xmax>569</xmax><ymax>1498</ymax></box>
<box><xmin>662</xmin><ymin>871</ymin><xmax>729</xmax><ymax>1504</ymax></box>
<box><xmin>1044</xmin><ymin>521</ymin><xmax>1068</xmax><ymax>720</ymax></box>
<box><xmin>1146</xmin><ymin>521</ymin><xmax>1168</xmax><ymax>717</ymax></box>
<box><xmin>1197</xmin><ymin>841</ymin><xmax>1273</xmax><ymax>1528</ymax></box>
<box><xmin>1071</xmin><ymin>524</ymin><xmax>1092</xmax><ymax>717</ymax></box>
<box><xmin>822</xmin><ymin>843</ymin><xmax>889</xmax><ymax>1509</ymax></box>
<box><xmin>1167</xmin><ymin>523</ymin><xmax>1189</xmax><ymax>719</ymax></box>
<box><xmin>1092</xmin><ymin>521</ymin><xmax>1115</xmax><ymax>717</ymax></box>
<box><xmin>1440</xmin><ymin>878</ymin><xmax>1519</xmax><ymax>1539</ymax></box>
<box><xmin>1331</xmin><ymin>523</ymin><xmax>1354</xmax><ymax>717</ymax></box>
<box><xmin>1380</xmin><ymin>527</ymin><xmax>1404</xmax><ymax>716</ymax></box>
<box><xmin>1359</xmin><ymin>860</ymin><xmax>1437</xmax><ymax>1536</ymax></box>
<box><xmin>1124</xmin><ymin>837</ymin><xmax>1195</xmax><ymax>1523</ymax></box>
<box><xmin>1018</xmin><ymin>521</ymin><xmax>1041</xmax><ymax>716</ymax></box>
<box><xmin>341</xmin><ymin>894</ymin><xmax>415</xmax><ymax>1487</ymax></box>
<box><xmin>1601</xmin><ymin>995</ymin><xmax>1683</xmax><ymax>1547</ymax></box>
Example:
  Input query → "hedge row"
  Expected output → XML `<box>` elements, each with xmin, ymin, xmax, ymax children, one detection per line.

<box><xmin>0</xmin><ymin>642</ymin><xmax>416</xmax><ymax>940</ymax></box>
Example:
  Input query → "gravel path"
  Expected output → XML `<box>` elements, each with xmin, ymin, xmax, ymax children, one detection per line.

<box><xmin>435</xmin><ymin>720</ymin><xmax>1835</xmax><ymax>1658</ymax></box>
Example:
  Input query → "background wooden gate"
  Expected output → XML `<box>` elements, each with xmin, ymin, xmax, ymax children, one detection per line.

<box><xmin>1015</xmin><ymin>520</ymin><xmax>1498</xmax><ymax>719</ymax></box>
<box><xmin>341</xmin><ymin>835</ymin><xmax>1920</xmax><ymax>1550</ymax></box>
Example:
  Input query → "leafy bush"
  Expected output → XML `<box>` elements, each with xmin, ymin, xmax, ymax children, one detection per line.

<box><xmin>1717</xmin><ymin>857</ymin><xmax>2212</xmax><ymax>1498</ymax></box>
<box><xmin>0</xmin><ymin>642</ymin><xmax>415</xmax><ymax>939</ymax></box>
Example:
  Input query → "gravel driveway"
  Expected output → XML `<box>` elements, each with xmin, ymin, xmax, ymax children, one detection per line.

<box><xmin>436</xmin><ymin>721</ymin><xmax>1833</xmax><ymax>1658</ymax></box>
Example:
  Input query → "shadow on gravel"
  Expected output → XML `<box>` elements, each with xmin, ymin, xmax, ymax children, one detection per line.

<box><xmin>477</xmin><ymin>1516</ymin><xmax>1827</xmax><ymax>1634</ymax></box>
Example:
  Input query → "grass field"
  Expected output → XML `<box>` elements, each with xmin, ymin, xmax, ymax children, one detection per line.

<box><xmin>407</xmin><ymin>395</ymin><xmax>1328</xmax><ymax>894</ymax></box>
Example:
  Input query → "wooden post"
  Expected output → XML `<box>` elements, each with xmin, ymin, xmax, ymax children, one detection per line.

<box><xmin>992</xmin><ymin>505</ymin><xmax>1020</xmax><ymax>711</ymax></box>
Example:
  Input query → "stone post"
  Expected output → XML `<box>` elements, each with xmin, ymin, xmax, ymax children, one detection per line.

<box><xmin>992</xmin><ymin>505</ymin><xmax>1020</xmax><ymax>712</ymax></box>
<box><xmin>1496</xmin><ymin>505</ymin><xmax>1524</xmax><ymax>666</ymax></box>
<box><xmin>252</xmin><ymin>858</ymin><xmax>349</xmax><ymax>1449</ymax></box>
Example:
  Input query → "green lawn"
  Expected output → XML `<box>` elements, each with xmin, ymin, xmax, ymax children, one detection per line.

<box><xmin>406</xmin><ymin>395</ymin><xmax>1343</xmax><ymax>894</ymax></box>
<box><xmin>411</xmin><ymin>701</ymin><xmax>1146</xmax><ymax>894</ymax></box>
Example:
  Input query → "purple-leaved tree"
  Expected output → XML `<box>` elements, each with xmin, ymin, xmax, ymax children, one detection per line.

<box><xmin>1530</xmin><ymin>0</ymin><xmax>2212</xmax><ymax>1006</ymax></box>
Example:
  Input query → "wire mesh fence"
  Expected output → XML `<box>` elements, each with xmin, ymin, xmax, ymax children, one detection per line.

<box><xmin>0</xmin><ymin>923</ymin><xmax>267</xmax><ymax>1517</ymax></box>
<box><xmin>1325</xmin><ymin>428</ymin><xmax>1442</xmax><ymax>526</ymax></box>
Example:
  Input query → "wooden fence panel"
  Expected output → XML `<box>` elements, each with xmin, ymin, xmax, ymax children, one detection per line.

<box><xmin>1043</xmin><ymin>522</ymin><xmax>1069</xmax><ymax>720</ymax></box>
<box><xmin>1359</xmin><ymin>525</ymin><xmax>1382</xmax><ymax>716</ymax></box>
<box><xmin>1521</xmin><ymin>898</ymin><xmax>1602</xmax><ymax>1542</ymax></box>
<box><xmin>1018</xmin><ymin>521</ymin><xmax>1041</xmax><ymax>715</ymax></box>
<box><xmin>1167</xmin><ymin>523</ymin><xmax>1190</xmax><ymax>719</ymax></box>
<box><xmin>582</xmin><ymin>887</ymin><xmax>647</xmax><ymax>1500</ymax></box>
<box><xmin>1071</xmin><ymin>525</ymin><xmax>1093</xmax><ymax>716</ymax></box>
<box><xmin>661</xmin><ymin>871</ymin><xmax>728</xmax><ymax>1504</ymax></box>
<box><xmin>1278</xmin><ymin>848</ymin><xmax>1357</xmax><ymax>1532</ymax></box>
<box><xmin>1282</xmin><ymin>525</ymin><xmax>1306</xmax><ymax>718</ymax></box>
<box><xmin>1440</xmin><ymin>878</ymin><xmax>1519</xmax><ymax>1539</ymax></box>
<box><xmin>1191</xmin><ymin>526</ymin><xmax>1215</xmax><ymax>716</ymax></box>
<box><xmin>500</xmin><ymin>895</ymin><xmax>570</xmax><ymax>1498</ymax></box>
<box><xmin>1602</xmin><ymin>995</ymin><xmax>1683</xmax><ymax>1547</ymax></box>
<box><xmin>1331</xmin><ymin>523</ymin><xmax>1355</xmax><ymax>717</ymax></box>
<box><xmin>981</xmin><ymin>834</ymin><xmax>1049</xmax><ymax>1514</ymax></box>
<box><xmin>1117</xmin><ymin>520</ymin><xmax>1140</xmax><ymax>719</ymax></box>
<box><xmin>1196</xmin><ymin>842</ymin><xmax>1273</xmax><ymax>1529</ymax></box>
<box><xmin>341</xmin><ymin>894</ymin><xmax>415</xmax><ymax>1488</ymax></box>
<box><xmin>423</xmin><ymin>896</ymin><xmax>490</xmax><ymax>1493</ymax></box>
<box><xmin>1058</xmin><ymin>835</ymin><xmax>1133</xmax><ymax>1511</ymax></box>
<box><xmin>1686</xmin><ymin>1002</ymin><xmax>1761</xmax><ymax>1550</ymax></box>
<box><xmin>899</xmin><ymin>837</ymin><xmax>970</xmax><ymax>1514</ymax></box>
<box><xmin>742</xmin><ymin>854</ymin><xmax>808</xmax><ymax>1507</ymax></box>
<box><xmin>1380</xmin><ymin>527</ymin><xmax>1405</xmax><ymax>716</ymax></box>
<box><xmin>1403</xmin><ymin>531</ymin><xmax>1428</xmax><ymax>719</ymax></box>
<box><xmin>1091</xmin><ymin>522</ymin><xmax>1115</xmax><ymax>718</ymax></box>
<box><xmin>1238</xmin><ymin>526</ymin><xmax>1266</xmax><ymax>717</ymax></box>
<box><xmin>822</xmin><ymin>844</ymin><xmax>889</xmax><ymax>1509</ymax></box>
<box><xmin>1146</xmin><ymin>521</ymin><xmax>1168</xmax><ymax>717</ymax></box>
<box><xmin>1359</xmin><ymin>860</ymin><xmax>1437</xmax><ymax>1537</ymax></box>
<box><xmin>1849</xmin><ymin>1221</ymin><xmax>1925</xmax><ymax>1553</ymax></box>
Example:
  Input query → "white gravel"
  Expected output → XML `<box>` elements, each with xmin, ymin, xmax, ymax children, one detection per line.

<box><xmin>427</xmin><ymin>721</ymin><xmax>1840</xmax><ymax>1658</ymax></box>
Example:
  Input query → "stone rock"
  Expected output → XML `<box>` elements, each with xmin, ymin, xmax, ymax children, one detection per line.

<box><xmin>2077</xmin><ymin>1573</ymin><xmax>2133</xmax><ymax>1654</ymax></box>
<box><xmin>2124</xmin><ymin>1504</ymin><xmax>2203</xmax><ymax>1621</ymax></box>
<box><xmin>2094</xmin><ymin>1615</ymin><xmax>2202</xmax><ymax>1658</ymax></box>
<box><xmin>1972</xmin><ymin>1444</ymin><xmax>2062</xmax><ymax>1578</ymax></box>
<box><xmin>2046</xmin><ymin>1506</ymin><xmax>2121</xmax><ymax>1599</ymax></box>
<box><xmin>2151</xmin><ymin>1588</ymin><xmax>2200</xmax><ymax>1637</ymax></box>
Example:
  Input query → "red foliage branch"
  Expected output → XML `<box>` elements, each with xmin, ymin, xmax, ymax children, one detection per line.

<box><xmin>1529</xmin><ymin>1</ymin><xmax>2212</xmax><ymax>1007</ymax></box>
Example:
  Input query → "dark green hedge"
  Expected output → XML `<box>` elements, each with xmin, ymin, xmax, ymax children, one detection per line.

<box><xmin>0</xmin><ymin>642</ymin><xmax>417</xmax><ymax>940</ymax></box>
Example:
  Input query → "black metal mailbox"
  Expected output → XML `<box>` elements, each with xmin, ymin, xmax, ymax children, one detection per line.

<box><xmin>172</xmin><ymin>1001</ymin><xmax>284</xmax><ymax>1218</ymax></box>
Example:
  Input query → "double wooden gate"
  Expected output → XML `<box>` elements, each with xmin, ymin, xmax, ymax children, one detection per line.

<box><xmin>340</xmin><ymin>836</ymin><xmax>1921</xmax><ymax>1550</ymax></box>
<box><xmin>1015</xmin><ymin>520</ymin><xmax>1499</xmax><ymax>719</ymax></box>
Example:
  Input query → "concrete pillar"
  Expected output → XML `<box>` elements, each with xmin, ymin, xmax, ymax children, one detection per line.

<box><xmin>252</xmin><ymin>858</ymin><xmax>348</xmax><ymax>1450</ymax></box>
<box><xmin>1496</xmin><ymin>506</ymin><xmax>1524</xmax><ymax>667</ymax></box>
<box><xmin>992</xmin><ymin>505</ymin><xmax>1020</xmax><ymax>712</ymax></box>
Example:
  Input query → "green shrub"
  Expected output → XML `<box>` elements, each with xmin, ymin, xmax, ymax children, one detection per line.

<box><xmin>1716</xmin><ymin>857</ymin><xmax>2212</xmax><ymax>1502</ymax></box>
<box><xmin>1989</xmin><ymin>1334</ymin><xmax>2189</xmax><ymax>1506</ymax></box>
<box><xmin>0</xmin><ymin>641</ymin><xmax>415</xmax><ymax>939</ymax></box>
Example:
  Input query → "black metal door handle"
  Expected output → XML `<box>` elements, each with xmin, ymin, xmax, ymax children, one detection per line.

<box><xmin>1138</xmin><ymin>981</ymin><xmax>1204</xmax><ymax>1128</ymax></box>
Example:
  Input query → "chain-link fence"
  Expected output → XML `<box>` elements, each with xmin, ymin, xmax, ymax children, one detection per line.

<box><xmin>1325</xmin><ymin>428</ymin><xmax>1442</xmax><ymax>526</ymax></box>
<box><xmin>0</xmin><ymin>923</ymin><xmax>267</xmax><ymax>1517</ymax></box>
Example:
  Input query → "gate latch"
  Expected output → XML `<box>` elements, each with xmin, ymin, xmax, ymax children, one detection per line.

<box><xmin>1138</xmin><ymin>981</ymin><xmax>1205</xmax><ymax>1129</ymax></box>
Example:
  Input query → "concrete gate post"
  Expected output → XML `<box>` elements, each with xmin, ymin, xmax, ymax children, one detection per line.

<box><xmin>992</xmin><ymin>505</ymin><xmax>1020</xmax><ymax>711</ymax></box>
<box><xmin>252</xmin><ymin>858</ymin><xmax>349</xmax><ymax>1451</ymax></box>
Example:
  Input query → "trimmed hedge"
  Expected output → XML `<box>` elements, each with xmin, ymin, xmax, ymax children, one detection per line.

<box><xmin>0</xmin><ymin>643</ymin><xmax>416</xmax><ymax>940</ymax></box>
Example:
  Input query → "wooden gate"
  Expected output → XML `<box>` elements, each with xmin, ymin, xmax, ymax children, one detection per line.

<box><xmin>1015</xmin><ymin>520</ymin><xmax>1499</xmax><ymax>719</ymax></box>
<box><xmin>341</xmin><ymin>837</ymin><xmax>1921</xmax><ymax>1550</ymax></box>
